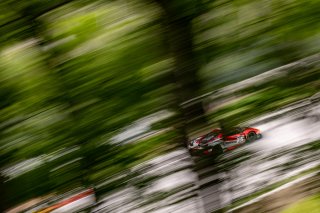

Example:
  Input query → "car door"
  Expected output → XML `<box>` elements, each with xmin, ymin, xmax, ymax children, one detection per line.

<box><xmin>222</xmin><ymin>128</ymin><xmax>245</xmax><ymax>149</ymax></box>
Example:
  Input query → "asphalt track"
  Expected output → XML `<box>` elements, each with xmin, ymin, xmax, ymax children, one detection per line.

<box><xmin>195</xmin><ymin>104</ymin><xmax>320</xmax><ymax>212</ymax></box>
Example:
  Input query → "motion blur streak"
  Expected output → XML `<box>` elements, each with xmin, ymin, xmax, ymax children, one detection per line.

<box><xmin>0</xmin><ymin>0</ymin><xmax>319</xmax><ymax>212</ymax></box>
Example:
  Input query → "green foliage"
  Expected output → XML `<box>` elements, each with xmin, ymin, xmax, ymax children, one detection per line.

<box><xmin>1</xmin><ymin>0</ymin><xmax>320</xmax><ymax>210</ymax></box>
<box><xmin>208</xmin><ymin>85</ymin><xmax>314</xmax><ymax>125</ymax></box>
<box><xmin>196</xmin><ymin>0</ymin><xmax>320</xmax><ymax>92</ymax></box>
<box><xmin>90</xmin><ymin>130</ymin><xmax>177</xmax><ymax>182</ymax></box>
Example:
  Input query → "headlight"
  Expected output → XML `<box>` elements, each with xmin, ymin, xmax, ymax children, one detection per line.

<box><xmin>237</xmin><ymin>136</ymin><xmax>245</xmax><ymax>143</ymax></box>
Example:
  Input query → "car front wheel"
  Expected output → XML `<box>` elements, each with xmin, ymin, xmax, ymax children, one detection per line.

<box><xmin>212</xmin><ymin>144</ymin><xmax>224</xmax><ymax>155</ymax></box>
<box><xmin>247</xmin><ymin>132</ymin><xmax>257</xmax><ymax>142</ymax></box>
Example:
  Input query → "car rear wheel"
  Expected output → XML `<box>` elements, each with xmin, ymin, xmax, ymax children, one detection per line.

<box><xmin>247</xmin><ymin>132</ymin><xmax>257</xmax><ymax>142</ymax></box>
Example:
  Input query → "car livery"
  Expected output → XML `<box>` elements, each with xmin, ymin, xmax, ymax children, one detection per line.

<box><xmin>188</xmin><ymin>127</ymin><xmax>262</xmax><ymax>156</ymax></box>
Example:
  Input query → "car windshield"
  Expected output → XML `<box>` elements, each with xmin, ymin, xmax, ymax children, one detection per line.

<box><xmin>201</xmin><ymin>131</ymin><xmax>220</xmax><ymax>144</ymax></box>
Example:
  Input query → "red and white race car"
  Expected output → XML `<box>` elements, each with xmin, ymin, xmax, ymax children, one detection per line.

<box><xmin>188</xmin><ymin>127</ymin><xmax>262</xmax><ymax>156</ymax></box>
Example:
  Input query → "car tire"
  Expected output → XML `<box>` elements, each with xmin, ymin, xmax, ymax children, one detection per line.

<box><xmin>212</xmin><ymin>144</ymin><xmax>224</xmax><ymax>155</ymax></box>
<box><xmin>247</xmin><ymin>132</ymin><xmax>257</xmax><ymax>142</ymax></box>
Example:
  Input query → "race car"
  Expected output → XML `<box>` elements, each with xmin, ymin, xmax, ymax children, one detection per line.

<box><xmin>188</xmin><ymin>127</ymin><xmax>262</xmax><ymax>156</ymax></box>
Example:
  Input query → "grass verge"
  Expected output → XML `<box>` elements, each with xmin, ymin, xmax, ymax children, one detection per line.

<box><xmin>280</xmin><ymin>193</ymin><xmax>320</xmax><ymax>213</ymax></box>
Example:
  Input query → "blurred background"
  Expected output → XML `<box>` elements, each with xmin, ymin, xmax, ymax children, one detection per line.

<box><xmin>0</xmin><ymin>0</ymin><xmax>320</xmax><ymax>212</ymax></box>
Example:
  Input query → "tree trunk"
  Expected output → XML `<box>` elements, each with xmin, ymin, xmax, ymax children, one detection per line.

<box><xmin>156</xmin><ymin>0</ymin><xmax>207</xmax><ymax>132</ymax></box>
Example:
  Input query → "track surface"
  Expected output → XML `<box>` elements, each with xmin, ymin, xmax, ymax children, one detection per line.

<box><xmin>195</xmin><ymin>104</ymin><xmax>320</xmax><ymax>212</ymax></box>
